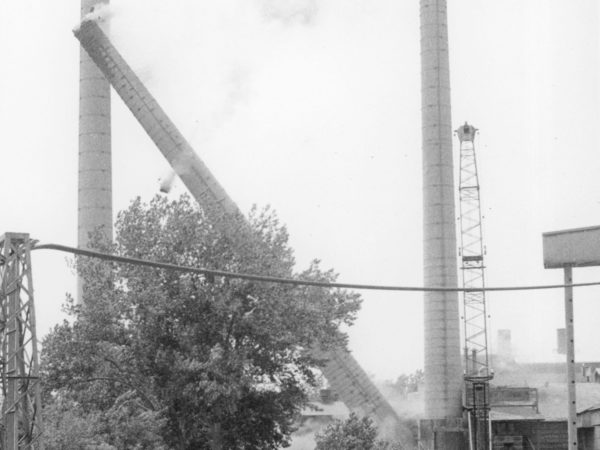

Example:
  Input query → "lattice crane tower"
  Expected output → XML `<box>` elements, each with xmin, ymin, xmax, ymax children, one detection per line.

<box><xmin>456</xmin><ymin>123</ymin><xmax>493</xmax><ymax>450</ymax></box>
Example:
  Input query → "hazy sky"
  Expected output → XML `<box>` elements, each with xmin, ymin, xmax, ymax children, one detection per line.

<box><xmin>0</xmin><ymin>0</ymin><xmax>599</xmax><ymax>380</ymax></box>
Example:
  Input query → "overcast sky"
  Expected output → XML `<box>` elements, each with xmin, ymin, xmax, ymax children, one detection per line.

<box><xmin>0</xmin><ymin>0</ymin><xmax>599</xmax><ymax>380</ymax></box>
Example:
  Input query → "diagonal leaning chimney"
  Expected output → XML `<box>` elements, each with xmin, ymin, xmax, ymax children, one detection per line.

<box><xmin>420</xmin><ymin>0</ymin><xmax>462</xmax><ymax>421</ymax></box>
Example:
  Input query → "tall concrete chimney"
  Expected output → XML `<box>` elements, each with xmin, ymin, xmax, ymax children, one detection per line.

<box><xmin>420</xmin><ymin>0</ymin><xmax>462</xmax><ymax>423</ymax></box>
<box><xmin>78</xmin><ymin>0</ymin><xmax>112</xmax><ymax>299</ymax></box>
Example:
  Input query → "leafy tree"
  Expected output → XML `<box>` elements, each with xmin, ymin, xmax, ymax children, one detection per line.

<box><xmin>407</xmin><ymin>370</ymin><xmax>424</xmax><ymax>392</ymax></box>
<box><xmin>42</xmin><ymin>195</ymin><xmax>361</xmax><ymax>449</ymax></box>
<box><xmin>389</xmin><ymin>370</ymin><xmax>424</xmax><ymax>397</ymax></box>
<box><xmin>42</xmin><ymin>393</ymin><xmax>165</xmax><ymax>450</ymax></box>
<box><xmin>314</xmin><ymin>413</ymin><xmax>405</xmax><ymax>450</ymax></box>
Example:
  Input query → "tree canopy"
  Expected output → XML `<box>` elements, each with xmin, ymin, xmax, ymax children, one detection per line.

<box><xmin>314</xmin><ymin>413</ymin><xmax>405</xmax><ymax>450</ymax></box>
<box><xmin>41</xmin><ymin>195</ymin><xmax>362</xmax><ymax>449</ymax></box>
<box><xmin>389</xmin><ymin>370</ymin><xmax>424</xmax><ymax>397</ymax></box>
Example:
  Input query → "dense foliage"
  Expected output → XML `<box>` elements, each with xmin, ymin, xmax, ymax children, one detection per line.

<box><xmin>314</xmin><ymin>413</ymin><xmax>405</xmax><ymax>450</ymax></box>
<box><xmin>41</xmin><ymin>195</ymin><xmax>361</xmax><ymax>449</ymax></box>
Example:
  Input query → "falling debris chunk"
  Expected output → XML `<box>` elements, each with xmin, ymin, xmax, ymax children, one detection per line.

<box><xmin>159</xmin><ymin>171</ymin><xmax>177</xmax><ymax>193</ymax></box>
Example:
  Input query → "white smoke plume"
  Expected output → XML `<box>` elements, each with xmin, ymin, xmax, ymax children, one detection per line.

<box><xmin>159</xmin><ymin>154</ymin><xmax>194</xmax><ymax>194</ymax></box>
<box><xmin>287</xmin><ymin>418</ymin><xmax>320</xmax><ymax>449</ymax></box>
<box><xmin>258</xmin><ymin>0</ymin><xmax>318</xmax><ymax>25</ymax></box>
<box><xmin>82</xmin><ymin>3</ymin><xmax>115</xmax><ymax>23</ymax></box>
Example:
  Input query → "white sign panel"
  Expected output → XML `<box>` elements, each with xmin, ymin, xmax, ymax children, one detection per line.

<box><xmin>543</xmin><ymin>225</ymin><xmax>600</xmax><ymax>268</ymax></box>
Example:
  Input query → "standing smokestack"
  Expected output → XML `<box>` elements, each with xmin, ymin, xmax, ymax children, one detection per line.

<box><xmin>420</xmin><ymin>0</ymin><xmax>462</xmax><ymax>422</ymax></box>
<box><xmin>78</xmin><ymin>0</ymin><xmax>112</xmax><ymax>301</ymax></box>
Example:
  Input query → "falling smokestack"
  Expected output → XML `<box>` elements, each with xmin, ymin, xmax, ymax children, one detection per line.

<box><xmin>78</xmin><ymin>0</ymin><xmax>112</xmax><ymax>301</ymax></box>
<box><xmin>420</xmin><ymin>0</ymin><xmax>462</xmax><ymax>425</ymax></box>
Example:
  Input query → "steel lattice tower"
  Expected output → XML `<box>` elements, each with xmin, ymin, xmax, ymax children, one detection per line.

<box><xmin>456</xmin><ymin>123</ymin><xmax>492</xmax><ymax>450</ymax></box>
<box><xmin>0</xmin><ymin>233</ymin><xmax>44</xmax><ymax>449</ymax></box>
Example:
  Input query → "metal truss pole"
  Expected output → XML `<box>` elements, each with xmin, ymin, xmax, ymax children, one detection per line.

<box><xmin>0</xmin><ymin>233</ymin><xmax>44</xmax><ymax>449</ymax></box>
<box><xmin>456</xmin><ymin>124</ymin><xmax>492</xmax><ymax>450</ymax></box>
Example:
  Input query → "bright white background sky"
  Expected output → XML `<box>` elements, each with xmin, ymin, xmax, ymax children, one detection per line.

<box><xmin>0</xmin><ymin>0</ymin><xmax>599</xmax><ymax>380</ymax></box>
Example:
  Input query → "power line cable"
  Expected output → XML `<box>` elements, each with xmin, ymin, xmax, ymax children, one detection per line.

<box><xmin>32</xmin><ymin>242</ymin><xmax>600</xmax><ymax>293</ymax></box>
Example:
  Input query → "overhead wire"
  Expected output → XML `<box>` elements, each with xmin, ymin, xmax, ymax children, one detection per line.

<box><xmin>32</xmin><ymin>242</ymin><xmax>600</xmax><ymax>293</ymax></box>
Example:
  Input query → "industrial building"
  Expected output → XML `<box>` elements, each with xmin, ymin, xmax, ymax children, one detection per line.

<box><xmin>578</xmin><ymin>406</ymin><xmax>600</xmax><ymax>450</ymax></box>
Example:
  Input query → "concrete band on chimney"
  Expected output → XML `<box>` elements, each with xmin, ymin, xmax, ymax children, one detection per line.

<box><xmin>78</xmin><ymin>0</ymin><xmax>112</xmax><ymax>301</ymax></box>
<box><xmin>420</xmin><ymin>0</ymin><xmax>463</xmax><ymax>419</ymax></box>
